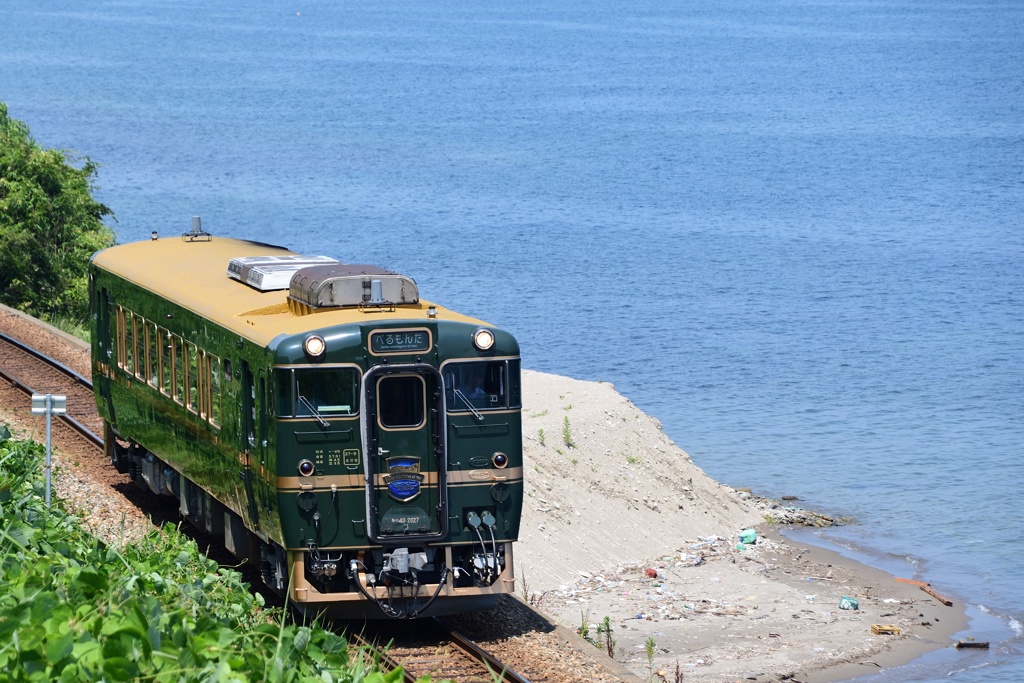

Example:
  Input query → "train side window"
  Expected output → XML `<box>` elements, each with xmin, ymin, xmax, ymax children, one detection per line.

<box><xmin>197</xmin><ymin>350</ymin><xmax>209</xmax><ymax>419</ymax></box>
<box><xmin>293</xmin><ymin>368</ymin><xmax>359</xmax><ymax>418</ymax></box>
<box><xmin>445</xmin><ymin>361</ymin><xmax>509</xmax><ymax>411</ymax></box>
<box><xmin>209</xmin><ymin>355</ymin><xmax>221</xmax><ymax>427</ymax></box>
<box><xmin>124</xmin><ymin>310</ymin><xmax>134</xmax><ymax>375</ymax></box>
<box><xmin>186</xmin><ymin>343</ymin><xmax>199</xmax><ymax>413</ymax></box>
<box><xmin>159</xmin><ymin>328</ymin><xmax>172</xmax><ymax>396</ymax></box>
<box><xmin>173</xmin><ymin>335</ymin><xmax>185</xmax><ymax>404</ymax></box>
<box><xmin>147</xmin><ymin>322</ymin><xmax>158</xmax><ymax>389</ymax></box>
<box><xmin>133</xmin><ymin>316</ymin><xmax>145</xmax><ymax>381</ymax></box>
<box><xmin>273</xmin><ymin>369</ymin><xmax>293</xmax><ymax>417</ymax></box>
<box><xmin>508</xmin><ymin>359</ymin><xmax>522</xmax><ymax>408</ymax></box>
<box><xmin>115</xmin><ymin>306</ymin><xmax>126</xmax><ymax>371</ymax></box>
<box><xmin>377</xmin><ymin>374</ymin><xmax>425</xmax><ymax>429</ymax></box>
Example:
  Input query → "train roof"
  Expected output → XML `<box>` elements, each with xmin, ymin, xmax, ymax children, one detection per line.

<box><xmin>90</xmin><ymin>235</ymin><xmax>487</xmax><ymax>347</ymax></box>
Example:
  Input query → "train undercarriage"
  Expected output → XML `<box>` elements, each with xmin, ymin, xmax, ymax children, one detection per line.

<box><xmin>105</xmin><ymin>424</ymin><xmax>514</xmax><ymax>618</ymax></box>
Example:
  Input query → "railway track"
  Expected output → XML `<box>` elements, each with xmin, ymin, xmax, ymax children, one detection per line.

<box><xmin>350</xmin><ymin>617</ymin><xmax>533</xmax><ymax>683</ymax></box>
<box><xmin>0</xmin><ymin>330</ymin><xmax>103</xmax><ymax>448</ymax></box>
<box><xmin>0</xmin><ymin>326</ymin><xmax>552</xmax><ymax>683</ymax></box>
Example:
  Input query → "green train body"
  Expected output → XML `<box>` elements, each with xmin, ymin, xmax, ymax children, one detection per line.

<box><xmin>89</xmin><ymin>231</ymin><xmax>522</xmax><ymax>617</ymax></box>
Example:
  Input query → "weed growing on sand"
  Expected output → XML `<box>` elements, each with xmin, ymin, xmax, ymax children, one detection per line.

<box><xmin>562</xmin><ymin>416</ymin><xmax>575</xmax><ymax>448</ymax></box>
<box><xmin>518</xmin><ymin>574</ymin><xmax>546</xmax><ymax>608</ymax></box>
<box><xmin>596</xmin><ymin>615</ymin><xmax>616</xmax><ymax>658</ymax></box>
<box><xmin>645</xmin><ymin>636</ymin><xmax>657</xmax><ymax>681</ymax></box>
<box><xmin>537</xmin><ymin>428</ymin><xmax>546</xmax><ymax>446</ymax></box>
<box><xmin>577</xmin><ymin>610</ymin><xmax>592</xmax><ymax>644</ymax></box>
<box><xmin>530</xmin><ymin>409</ymin><xmax>548</xmax><ymax>418</ymax></box>
<box><xmin>764</xmin><ymin>513</ymin><xmax>777</xmax><ymax>525</ymax></box>
<box><xmin>579</xmin><ymin>612</ymin><xmax>616</xmax><ymax>659</ymax></box>
<box><xmin>571</xmin><ymin>458</ymin><xmax>578</xmax><ymax>465</ymax></box>
<box><xmin>626</xmin><ymin>454</ymin><xmax>639</xmax><ymax>465</ymax></box>
<box><xmin>562</xmin><ymin>403</ymin><xmax>572</xmax><ymax>411</ymax></box>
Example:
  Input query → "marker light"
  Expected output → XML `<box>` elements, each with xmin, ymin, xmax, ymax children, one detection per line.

<box><xmin>298</xmin><ymin>459</ymin><xmax>315</xmax><ymax>477</ymax></box>
<box><xmin>472</xmin><ymin>328</ymin><xmax>495</xmax><ymax>351</ymax></box>
<box><xmin>304</xmin><ymin>334</ymin><xmax>326</xmax><ymax>358</ymax></box>
<box><xmin>492</xmin><ymin>452</ymin><xmax>508</xmax><ymax>468</ymax></box>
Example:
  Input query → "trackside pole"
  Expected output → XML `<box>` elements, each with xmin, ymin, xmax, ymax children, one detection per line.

<box><xmin>31</xmin><ymin>394</ymin><xmax>66</xmax><ymax>507</ymax></box>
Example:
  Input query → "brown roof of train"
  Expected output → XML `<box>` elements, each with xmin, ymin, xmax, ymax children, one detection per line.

<box><xmin>90</xmin><ymin>236</ymin><xmax>484</xmax><ymax>347</ymax></box>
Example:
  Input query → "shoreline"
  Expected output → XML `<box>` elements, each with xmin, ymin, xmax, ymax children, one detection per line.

<box><xmin>517</xmin><ymin>368</ymin><xmax>970</xmax><ymax>682</ymax></box>
<box><xmin>771</xmin><ymin>526</ymin><xmax>970</xmax><ymax>683</ymax></box>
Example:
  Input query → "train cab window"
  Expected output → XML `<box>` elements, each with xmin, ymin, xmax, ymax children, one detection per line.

<box><xmin>275</xmin><ymin>367</ymin><xmax>359</xmax><ymax>418</ymax></box>
<box><xmin>445</xmin><ymin>360</ymin><xmax>518</xmax><ymax>412</ymax></box>
<box><xmin>377</xmin><ymin>375</ymin><xmax>425</xmax><ymax>429</ymax></box>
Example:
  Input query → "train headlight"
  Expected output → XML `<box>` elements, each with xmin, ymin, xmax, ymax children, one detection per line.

<box><xmin>304</xmin><ymin>334</ymin><xmax>326</xmax><ymax>358</ymax></box>
<box><xmin>492</xmin><ymin>452</ymin><xmax>508</xmax><ymax>468</ymax></box>
<box><xmin>298</xmin><ymin>459</ymin><xmax>315</xmax><ymax>477</ymax></box>
<box><xmin>472</xmin><ymin>328</ymin><xmax>495</xmax><ymax>351</ymax></box>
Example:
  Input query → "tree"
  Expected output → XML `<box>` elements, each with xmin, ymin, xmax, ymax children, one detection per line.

<box><xmin>0</xmin><ymin>102</ymin><xmax>115</xmax><ymax>323</ymax></box>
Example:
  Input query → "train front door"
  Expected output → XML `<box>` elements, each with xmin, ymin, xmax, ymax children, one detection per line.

<box><xmin>364</xmin><ymin>365</ymin><xmax>447</xmax><ymax>544</ymax></box>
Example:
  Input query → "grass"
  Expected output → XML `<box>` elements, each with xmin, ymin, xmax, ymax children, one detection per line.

<box><xmin>43</xmin><ymin>313</ymin><xmax>89</xmax><ymax>342</ymax></box>
<box><xmin>562</xmin><ymin>416</ymin><xmax>575</xmax><ymax>449</ymax></box>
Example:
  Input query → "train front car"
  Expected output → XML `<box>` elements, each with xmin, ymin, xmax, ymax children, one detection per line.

<box><xmin>272</xmin><ymin>267</ymin><xmax>523</xmax><ymax>617</ymax></box>
<box><xmin>89</xmin><ymin>235</ymin><xmax>522</xmax><ymax>619</ymax></box>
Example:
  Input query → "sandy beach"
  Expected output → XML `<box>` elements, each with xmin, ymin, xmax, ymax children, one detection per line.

<box><xmin>517</xmin><ymin>369</ymin><xmax>968</xmax><ymax>682</ymax></box>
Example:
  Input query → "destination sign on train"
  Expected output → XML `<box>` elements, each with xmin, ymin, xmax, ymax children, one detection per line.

<box><xmin>371</xmin><ymin>330</ymin><xmax>430</xmax><ymax>353</ymax></box>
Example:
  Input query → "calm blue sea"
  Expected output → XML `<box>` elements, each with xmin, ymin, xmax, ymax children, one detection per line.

<box><xmin>2</xmin><ymin>1</ymin><xmax>1021</xmax><ymax>679</ymax></box>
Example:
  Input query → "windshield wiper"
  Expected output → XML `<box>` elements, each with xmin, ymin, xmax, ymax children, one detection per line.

<box><xmin>454</xmin><ymin>389</ymin><xmax>484</xmax><ymax>422</ymax></box>
<box><xmin>297</xmin><ymin>395</ymin><xmax>330</xmax><ymax>428</ymax></box>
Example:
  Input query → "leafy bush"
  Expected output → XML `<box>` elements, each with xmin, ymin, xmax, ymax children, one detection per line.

<box><xmin>0</xmin><ymin>103</ymin><xmax>115</xmax><ymax>323</ymax></box>
<box><xmin>0</xmin><ymin>427</ymin><xmax>407</xmax><ymax>683</ymax></box>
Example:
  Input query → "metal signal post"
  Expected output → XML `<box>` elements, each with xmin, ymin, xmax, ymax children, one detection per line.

<box><xmin>31</xmin><ymin>394</ymin><xmax>66</xmax><ymax>506</ymax></box>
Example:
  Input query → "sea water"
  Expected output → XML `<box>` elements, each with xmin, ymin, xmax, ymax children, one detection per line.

<box><xmin>2</xmin><ymin>1</ymin><xmax>1021</xmax><ymax>680</ymax></box>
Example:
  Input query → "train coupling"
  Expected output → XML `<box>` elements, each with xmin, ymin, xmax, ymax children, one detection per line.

<box><xmin>383</xmin><ymin>548</ymin><xmax>428</xmax><ymax>575</ymax></box>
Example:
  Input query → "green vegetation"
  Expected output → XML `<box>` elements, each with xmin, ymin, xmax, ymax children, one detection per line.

<box><xmin>644</xmin><ymin>636</ymin><xmax>657</xmax><ymax>681</ymax></box>
<box><xmin>561</xmin><ymin>416</ymin><xmax>575</xmax><ymax>449</ymax></box>
<box><xmin>0</xmin><ymin>103</ymin><xmax>115</xmax><ymax>326</ymax></box>
<box><xmin>536</xmin><ymin>428</ymin><xmax>545</xmax><ymax>446</ymax></box>
<box><xmin>577</xmin><ymin>613</ymin><xmax>615</xmax><ymax>659</ymax></box>
<box><xmin>0</xmin><ymin>426</ymin><xmax>403</xmax><ymax>683</ymax></box>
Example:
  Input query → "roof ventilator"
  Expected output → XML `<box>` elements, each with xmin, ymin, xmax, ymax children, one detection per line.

<box><xmin>182</xmin><ymin>216</ymin><xmax>213</xmax><ymax>243</ymax></box>
<box><xmin>287</xmin><ymin>264</ymin><xmax>419</xmax><ymax>315</ymax></box>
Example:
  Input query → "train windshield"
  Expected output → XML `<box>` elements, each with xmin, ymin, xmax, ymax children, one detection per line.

<box><xmin>444</xmin><ymin>360</ymin><xmax>521</xmax><ymax>412</ymax></box>
<box><xmin>274</xmin><ymin>367</ymin><xmax>359</xmax><ymax>417</ymax></box>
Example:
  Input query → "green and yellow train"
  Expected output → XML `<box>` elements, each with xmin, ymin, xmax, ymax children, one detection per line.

<box><xmin>89</xmin><ymin>225</ymin><xmax>522</xmax><ymax>617</ymax></box>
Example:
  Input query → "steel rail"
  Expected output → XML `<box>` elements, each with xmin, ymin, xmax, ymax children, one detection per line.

<box><xmin>434</xmin><ymin>618</ymin><xmax>533</xmax><ymax>683</ymax></box>
<box><xmin>0</xmin><ymin>332</ymin><xmax>103</xmax><ymax>449</ymax></box>
<box><xmin>0</xmin><ymin>331</ymin><xmax>93</xmax><ymax>390</ymax></box>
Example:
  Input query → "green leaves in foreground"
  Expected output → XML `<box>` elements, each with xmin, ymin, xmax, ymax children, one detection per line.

<box><xmin>0</xmin><ymin>429</ymin><xmax>396</xmax><ymax>683</ymax></box>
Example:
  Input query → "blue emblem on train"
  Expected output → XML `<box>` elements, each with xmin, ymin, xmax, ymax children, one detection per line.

<box><xmin>385</xmin><ymin>456</ymin><xmax>424</xmax><ymax>502</ymax></box>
